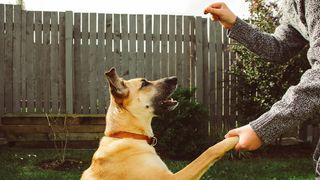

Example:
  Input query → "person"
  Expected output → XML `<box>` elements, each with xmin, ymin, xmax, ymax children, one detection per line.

<box><xmin>204</xmin><ymin>0</ymin><xmax>320</xmax><ymax>178</ymax></box>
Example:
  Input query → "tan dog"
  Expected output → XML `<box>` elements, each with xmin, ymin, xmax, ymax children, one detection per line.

<box><xmin>81</xmin><ymin>68</ymin><xmax>239</xmax><ymax>180</ymax></box>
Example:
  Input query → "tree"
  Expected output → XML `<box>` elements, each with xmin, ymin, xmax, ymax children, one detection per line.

<box><xmin>16</xmin><ymin>0</ymin><xmax>25</xmax><ymax>10</ymax></box>
<box><xmin>230</xmin><ymin>0</ymin><xmax>309</xmax><ymax>125</ymax></box>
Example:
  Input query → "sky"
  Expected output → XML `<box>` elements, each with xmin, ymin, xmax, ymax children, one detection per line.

<box><xmin>0</xmin><ymin>0</ymin><xmax>250</xmax><ymax>18</ymax></box>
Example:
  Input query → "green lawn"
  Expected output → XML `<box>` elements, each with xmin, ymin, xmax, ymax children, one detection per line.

<box><xmin>0</xmin><ymin>147</ymin><xmax>315</xmax><ymax>180</ymax></box>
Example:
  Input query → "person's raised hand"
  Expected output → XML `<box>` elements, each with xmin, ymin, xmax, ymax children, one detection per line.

<box><xmin>204</xmin><ymin>2</ymin><xmax>237</xmax><ymax>29</ymax></box>
<box><xmin>224</xmin><ymin>124</ymin><xmax>263</xmax><ymax>151</ymax></box>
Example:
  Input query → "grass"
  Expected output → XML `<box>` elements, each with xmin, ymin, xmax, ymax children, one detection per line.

<box><xmin>0</xmin><ymin>147</ymin><xmax>315</xmax><ymax>180</ymax></box>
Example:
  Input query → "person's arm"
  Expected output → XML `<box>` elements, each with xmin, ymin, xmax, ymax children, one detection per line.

<box><xmin>228</xmin><ymin>17</ymin><xmax>308</xmax><ymax>63</ymax></box>
<box><xmin>249</xmin><ymin>0</ymin><xmax>320</xmax><ymax>144</ymax></box>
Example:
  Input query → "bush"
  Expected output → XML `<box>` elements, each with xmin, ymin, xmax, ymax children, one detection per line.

<box><xmin>152</xmin><ymin>87</ymin><xmax>210</xmax><ymax>160</ymax></box>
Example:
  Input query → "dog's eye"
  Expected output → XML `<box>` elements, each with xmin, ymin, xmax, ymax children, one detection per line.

<box><xmin>141</xmin><ymin>79</ymin><xmax>150</xmax><ymax>88</ymax></box>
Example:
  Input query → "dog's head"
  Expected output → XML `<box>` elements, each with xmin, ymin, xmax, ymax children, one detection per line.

<box><xmin>105</xmin><ymin>68</ymin><xmax>178</xmax><ymax>119</ymax></box>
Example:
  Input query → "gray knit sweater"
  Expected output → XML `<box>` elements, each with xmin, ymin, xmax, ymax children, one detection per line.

<box><xmin>227</xmin><ymin>0</ymin><xmax>320</xmax><ymax>176</ymax></box>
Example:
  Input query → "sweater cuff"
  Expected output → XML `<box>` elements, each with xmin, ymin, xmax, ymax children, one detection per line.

<box><xmin>249</xmin><ymin>112</ymin><xmax>279</xmax><ymax>145</ymax></box>
<box><xmin>227</xmin><ymin>17</ymin><xmax>253</xmax><ymax>43</ymax></box>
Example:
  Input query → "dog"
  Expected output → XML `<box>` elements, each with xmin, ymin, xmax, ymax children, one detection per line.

<box><xmin>81</xmin><ymin>67</ymin><xmax>239</xmax><ymax>180</ymax></box>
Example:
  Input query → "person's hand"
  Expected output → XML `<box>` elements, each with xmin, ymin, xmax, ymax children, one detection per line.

<box><xmin>204</xmin><ymin>2</ymin><xmax>237</xmax><ymax>29</ymax></box>
<box><xmin>224</xmin><ymin>124</ymin><xmax>263</xmax><ymax>151</ymax></box>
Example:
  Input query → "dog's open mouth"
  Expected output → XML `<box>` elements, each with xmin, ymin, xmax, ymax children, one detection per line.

<box><xmin>159</xmin><ymin>94</ymin><xmax>179</xmax><ymax>111</ymax></box>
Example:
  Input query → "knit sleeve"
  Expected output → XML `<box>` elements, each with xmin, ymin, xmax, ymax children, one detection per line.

<box><xmin>249</xmin><ymin>0</ymin><xmax>320</xmax><ymax>144</ymax></box>
<box><xmin>228</xmin><ymin>17</ymin><xmax>308</xmax><ymax>63</ymax></box>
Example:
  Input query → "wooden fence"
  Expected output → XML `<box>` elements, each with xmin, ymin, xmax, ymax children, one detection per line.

<box><xmin>1</xmin><ymin>4</ymin><xmax>317</xmax><ymax>147</ymax></box>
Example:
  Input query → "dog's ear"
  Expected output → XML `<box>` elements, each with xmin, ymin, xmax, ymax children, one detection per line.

<box><xmin>105</xmin><ymin>68</ymin><xmax>129</xmax><ymax>103</ymax></box>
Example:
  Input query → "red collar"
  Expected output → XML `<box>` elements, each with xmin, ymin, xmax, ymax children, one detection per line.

<box><xmin>108</xmin><ymin>131</ymin><xmax>157</xmax><ymax>146</ymax></box>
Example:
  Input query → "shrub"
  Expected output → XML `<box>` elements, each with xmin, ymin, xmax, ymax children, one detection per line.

<box><xmin>152</xmin><ymin>87</ymin><xmax>210</xmax><ymax>160</ymax></box>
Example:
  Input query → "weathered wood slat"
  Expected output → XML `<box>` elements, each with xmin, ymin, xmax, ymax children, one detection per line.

<box><xmin>89</xmin><ymin>13</ymin><xmax>97</xmax><ymax>113</ymax></box>
<box><xmin>113</xmin><ymin>14</ymin><xmax>121</xmax><ymax>72</ymax></box>
<box><xmin>230</xmin><ymin>49</ymin><xmax>237</xmax><ymax>123</ymax></box>
<box><xmin>145</xmin><ymin>15</ymin><xmax>152</xmax><ymax>79</ymax></box>
<box><xmin>168</xmin><ymin>15</ymin><xmax>175</xmax><ymax>76</ymax></box>
<box><xmin>104</xmin><ymin>14</ymin><xmax>112</xmax><ymax>108</ymax></box>
<box><xmin>13</xmin><ymin>5</ymin><xmax>22</xmax><ymax>112</ymax></box>
<box><xmin>43</xmin><ymin>12</ymin><xmax>51</xmax><ymax>112</ymax></box>
<box><xmin>74</xmin><ymin>13</ymin><xmax>81</xmax><ymax>113</ymax></box>
<box><xmin>153</xmin><ymin>15</ymin><xmax>160</xmax><ymax>79</ymax></box>
<box><xmin>195</xmin><ymin>17</ymin><xmax>203</xmax><ymax>103</ymax></box>
<box><xmin>58</xmin><ymin>12</ymin><xmax>66</xmax><ymax>113</ymax></box>
<box><xmin>223</xmin><ymin>30</ymin><xmax>231</xmax><ymax>129</ymax></box>
<box><xmin>209</xmin><ymin>20</ymin><xmax>216</xmax><ymax>134</ymax></box>
<box><xmin>20</xmin><ymin>9</ymin><xmax>26</xmax><ymax>112</ymax></box>
<box><xmin>176</xmin><ymin>16</ymin><xmax>183</xmax><ymax>85</ymax></box>
<box><xmin>81</xmin><ymin>13</ymin><xmax>90</xmax><ymax>113</ymax></box>
<box><xmin>190</xmin><ymin>17</ymin><xmax>196</xmax><ymax>89</ymax></box>
<box><xmin>97</xmin><ymin>13</ymin><xmax>106</xmax><ymax>113</ymax></box>
<box><xmin>50</xmin><ymin>12</ymin><xmax>59</xmax><ymax>113</ymax></box>
<box><xmin>0</xmin><ymin>4</ymin><xmax>5</xmax><ymax>117</ymax></box>
<box><xmin>128</xmin><ymin>14</ymin><xmax>136</xmax><ymax>79</ymax></box>
<box><xmin>65</xmin><ymin>11</ymin><xmax>73</xmax><ymax>113</ymax></box>
<box><xmin>121</xmin><ymin>14</ymin><xmax>129</xmax><ymax>79</ymax></box>
<box><xmin>34</xmin><ymin>11</ymin><xmax>42</xmax><ymax>112</ymax></box>
<box><xmin>183</xmin><ymin>16</ymin><xmax>191</xmax><ymax>87</ymax></box>
<box><xmin>202</xmin><ymin>18</ymin><xmax>209</xmax><ymax>108</ymax></box>
<box><xmin>216</xmin><ymin>23</ymin><xmax>223</xmax><ymax>130</ymax></box>
<box><xmin>4</xmin><ymin>5</ymin><xmax>14</xmax><ymax>113</ymax></box>
<box><xmin>160</xmin><ymin>15</ymin><xmax>168</xmax><ymax>77</ymax></box>
<box><xmin>105</xmin><ymin>14</ymin><xmax>113</xmax><ymax>70</ymax></box>
<box><xmin>25</xmin><ymin>11</ymin><xmax>34</xmax><ymax>113</ymax></box>
<box><xmin>136</xmin><ymin>14</ymin><xmax>144</xmax><ymax>77</ymax></box>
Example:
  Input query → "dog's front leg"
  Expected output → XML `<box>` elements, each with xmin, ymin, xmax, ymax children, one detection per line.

<box><xmin>171</xmin><ymin>137</ymin><xmax>239</xmax><ymax>180</ymax></box>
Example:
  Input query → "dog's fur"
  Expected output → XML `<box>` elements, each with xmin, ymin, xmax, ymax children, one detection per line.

<box><xmin>81</xmin><ymin>68</ymin><xmax>239</xmax><ymax>180</ymax></box>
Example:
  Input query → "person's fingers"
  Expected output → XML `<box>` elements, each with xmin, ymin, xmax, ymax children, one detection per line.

<box><xmin>224</xmin><ymin>129</ymin><xmax>238</xmax><ymax>138</ymax></box>
<box><xmin>204</xmin><ymin>7</ymin><xmax>223</xmax><ymax>16</ymax></box>
<box><xmin>211</xmin><ymin>14</ymin><xmax>220</xmax><ymax>21</ymax></box>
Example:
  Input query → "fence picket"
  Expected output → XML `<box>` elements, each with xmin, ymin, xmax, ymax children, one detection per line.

<box><xmin>168</xmin><ymin>15</ymin><xmax>175</xmax><ymax>77</ymax></box>
<box><xmin>113</xmin><ymin>14</ymin><xmax>120</xmax><ymax>72</ymax></box>
<box><xmin>25</xmin><ymin>11</ymin><xmax>34</xmax><ymax>113</ymax></box>
<box><xmin>4</xmin><ymin>5</ymin><xmax>13</xmax><ymax>113</ymax></box>
<box><xmin>153</xmin><ymin>15</ymin><xmax>160</xmax><ymax>80</ymax></box>
<box><xmin>97</xmin><ymin>13</ymin><xmax>106</xmax><ymax>113</ymax></box>
<box><xmin>43</xmin><ymin>12</ymin><xmax>51</xmax><ymax>112</ymax></box>
<box><xmin>74</xmin><ymin>13</ymin><xmax>81</xmax><ymax>113</ymax></box>
<box><xmin>0</xmin><ymin>4</ymin><xmax>4</xmax><ymax>116</ymax></box>
<box><xmin>223</xmin><ymin>30</ymin><xmax>231</xmax><ymax>129</ymax></box>
<box><xmin>216</xmin><ymin>23</ymin><xmax>223</xmax><ymax>130</ymax></box>
<box><xmin>20</xmin><ymin>9</ymin><xmax>26</xmax><ymax>112</ymax></box>
<box><xmin>136</xmin><ymin>15</ymin><xmax>144</xmax><ymax>77</ymax></box>
<box><xmin>121</xmin><ymin>14</ymin><xmax>129</xmax><ymax>79</ymax></box>
<box><xmin>81</xmin><ymin>13</ymin><xmax>90</xmax><ymax>113</ymax></box>
<box><xmin>209</xmin><ymin>20</ymin><xmax>216</xmax><ymax>137</ymax></box>
<box><xmin>145</xmin><ymin>15</ymin><xmax>152</xmax><ymax>80</ymax></box>
<box><xmin>51</xmin><ymin>12</ymin><xmax>59</xmax><ymax>113</ymax></box>
<box><xmin>129</xmin><ymin>14</ymin><xmax>136</xmax><ymax>79</ymax></box>
<box><xmin>13</xmin><ymin>5</ymin><xmax>21</xmax><ymax>112</ymax></box>
<box><xmin>195</xmin><ymin>17</ymin><xmax>203</xmax><ymax>104</ymax></box>
<box><xmin>176</xmin><ymin>16</ymin><xmax>182</xmax><ymax>85</ymax></box>
<box><xmin>160</xmin><ymin>15</ymin><xmax>168</xmax><ymax>78</ymax></box>
<box><xmin>58</xmin><ymin>12</ymin><xmax>66</xmax><ymax>113</ymax></box>
<box><xmin>183</xmin><ymin>16</ymin><xmax>191</xmax><ymax>87</ymax></box>
<box><xmin>89</xmin><ymin>13</ymin><xmax>97</xmax><ymax>114</ymax></box>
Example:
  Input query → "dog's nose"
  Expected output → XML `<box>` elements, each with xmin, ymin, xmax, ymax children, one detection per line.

<box><xmin>165</xmin><ymin>76</ymin><xmax>177</xmax><ymax>85</ymax></box>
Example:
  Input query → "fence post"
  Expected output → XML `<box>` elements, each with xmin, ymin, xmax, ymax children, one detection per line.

<box><xmin>65</xmin><ymin>11</ymin><xmax>73</xmax><ymax>114</ymax></box>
